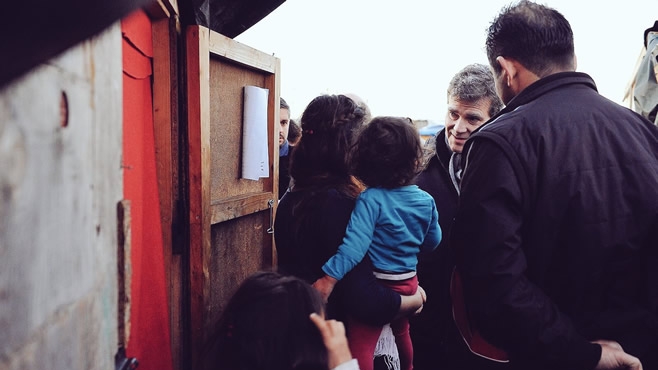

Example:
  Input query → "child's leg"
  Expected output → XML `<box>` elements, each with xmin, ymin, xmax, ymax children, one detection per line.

<box><xmin>346</xmin><ymin>316</ymin><xmax>384</xmax><ymax>370</ymax></box>
<box><xmin>379</xmin><ymin>276</ymin><xmax>418</xmax><ymax>370</ymax></box>
<box><xmin>391</xmin><ymin>316</ymin><xmax>413</xmax><ymax>370</ymax></box>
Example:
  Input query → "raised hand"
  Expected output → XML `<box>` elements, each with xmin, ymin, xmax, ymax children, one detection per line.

<box><xmin>309</xmin><ymin>313</ymin><xmax>353</xmax><ymax>369</ymax></box>
<box><xmin>593</xmin><ymin>340</ymin><xmax>642</xmax><ymax>370</ymax></box>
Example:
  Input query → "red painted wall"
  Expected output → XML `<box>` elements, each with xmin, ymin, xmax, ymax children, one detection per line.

<box><xmin>122</xmin><ymin>10</ymin><xmax>174</xmax><ymax>370</ymax></box>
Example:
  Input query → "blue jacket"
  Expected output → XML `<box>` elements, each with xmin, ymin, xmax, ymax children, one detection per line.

<box><xmin>323</xmin><ymin>186</ymin><xmax>441</xmax><ymax>280</ymax></box>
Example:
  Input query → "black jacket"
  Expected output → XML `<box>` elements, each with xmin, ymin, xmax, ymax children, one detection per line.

<box><xmin>278</xmin><ymin>154</ymin><xmax>291</xmax><ymax>199</ymax></box>
<box><xmin>412</xmin><ymin>129</ymin><xmax>510</xmax><ymax>370</ymax></box>
<box><xmin>275</xmin><ymin>188</ymin><xmax>401</xmax><ymax>326</ymax></box>
<box><xmin>410</xmin><ymin>130</ymin><xmax>458</xmax><ymax>347</ymax></box>
<box><xmin>452</xmin><ymin>72</ymin><xmax>658</xmax><ymax>370</ymax></box>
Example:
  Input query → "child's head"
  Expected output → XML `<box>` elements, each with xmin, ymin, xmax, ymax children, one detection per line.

<box><xmin>351</xmin><ymin>116</ymin><xmax>423</xmax><ymax>189</ymax></box>
<box><xmin>207</xmin><ymin>271</ymin><xmax>328</xmax><ymax>370</ymax></box>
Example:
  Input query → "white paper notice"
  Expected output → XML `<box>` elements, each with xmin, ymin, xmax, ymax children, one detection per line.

<box><xmin>242</xmin><ymin>85</ymin><xmax>270</xmax><ymax>180</ymax></box>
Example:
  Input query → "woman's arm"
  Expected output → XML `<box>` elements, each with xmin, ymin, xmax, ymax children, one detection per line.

<box><xmin>336</xmin><ymin>256</ymin><xmax>423</xmax><ymax>326</ymax></box>
<box><xmin>320</xmin><ymin>190</ymin><xmax>424</xmax><ymax>326</ymax></box>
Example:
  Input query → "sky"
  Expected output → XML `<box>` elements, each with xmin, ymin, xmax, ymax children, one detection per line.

<box><xmin>235</xmin><ymin>0</ymin><xmax>657</xmax><ymax>123</ymax></box>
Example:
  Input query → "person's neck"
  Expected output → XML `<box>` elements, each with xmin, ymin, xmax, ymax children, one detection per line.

<box><xmin>514</xmin><ymin>67</ymin><xmax>541</xmax><ymax>94</ymax></box>
<box><xmin>517</xmin><ymin>65</ymin><xmax>576</xmax><ymax>93</ymax></box>
<box><xmin>279</xmin><ymin>140</ymin><xmax>289</xmax><ymax>156</ymax></box>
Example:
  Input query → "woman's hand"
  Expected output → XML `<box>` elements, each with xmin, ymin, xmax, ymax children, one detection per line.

<box><xmin>397</xmin><ymin>285</ymin><xmax>426</xmax><ymax>318</ymax></box>
<box><xmin>310</xmin><ymin>313</ymin><xmax>353</xmax><ymax>369</ymax></box>
<box><xmin>415</xmin><ymin>285</ymin><xmax>427</xmax><ymax>315</ymax></box>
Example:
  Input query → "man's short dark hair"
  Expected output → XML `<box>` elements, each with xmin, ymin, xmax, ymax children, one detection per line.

<box><xmin>280</xmin><ymin>97</ymin><xmax>290</xmax><ymax>111</ymax></box>
<box><xmin>486</xmin><ymin>0</ymin><xmax>575</xmax><ymax>77</ymax></box>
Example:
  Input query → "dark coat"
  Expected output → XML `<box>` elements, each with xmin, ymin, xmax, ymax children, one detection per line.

<box><xmin>453</xmin><ymin>72</ymin><xmax>658</xmax><ymax>370</ymax></box>
<box><xmin>411</xmin><ymin>129</ymin><xmax>459</xmax><ymax>350</ymax></box>
<box><xmin>275</xmin><ymin>188</ymin><xmax>401</xmax><ymax>326</ymax></box>
<box><xmin>278</xmin><ymin>153</ymin><xmax>290</xmax><ymax>199</ymax></box>
<box><xmin>412</xmin><ymin>129</ymin><xmax>508</xmax><ymax>370</ymax></box>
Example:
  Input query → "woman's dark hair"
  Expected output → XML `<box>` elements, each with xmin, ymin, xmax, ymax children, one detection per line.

<box><xmin>207</xmin><ymin>271</ymin><xmax>328</xmax><ymax>370</ymax></box>
<box><xmin>486</xmin><ymin>0</ymin><xmax>575</xmax><ymax>77</ymax></box>
<box><xmin>351</xmin><ymin>116</ymin><xmax>423</xmax><ymax>189</ymax></box>
<box><xmin>289</xmin><ymin>94</ymin><xmax>367</xmax><ymax>197</ymax></box>
<box><xmin>288</xmin><ymin>119</ymin><xmax>302</xmax><ymax>146</ymax></box>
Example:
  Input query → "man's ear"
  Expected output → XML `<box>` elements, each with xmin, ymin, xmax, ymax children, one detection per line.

<box><xmin>496</xmin><ymin>56</ymin><xmax>517</xmax><ymax>87</ymax></box>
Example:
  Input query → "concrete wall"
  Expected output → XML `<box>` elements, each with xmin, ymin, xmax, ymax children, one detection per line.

<box><xmin>0</xmin><ymin>23</ymin><xmax>123</xmax><ymax>370</ymax></box>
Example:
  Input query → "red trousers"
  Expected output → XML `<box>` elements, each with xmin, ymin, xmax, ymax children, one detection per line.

<box><xmin>348</xmin><ymin>276</ymin><xmax>418</xmax><ymax>370</ymax></box>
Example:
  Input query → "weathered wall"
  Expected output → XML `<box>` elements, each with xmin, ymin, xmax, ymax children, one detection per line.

<box><xmin>0</xmin><ymin>23</ymin><xmax>123</xmax><ymax>370</ymax></box>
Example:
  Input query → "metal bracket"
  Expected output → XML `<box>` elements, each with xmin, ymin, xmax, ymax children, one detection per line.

<box><xmin>266</xmin><ymin>199</ymin><xmax>275</xmax><ymax>234</ymax></box>
<box><xmin>115</xmin><ymin>347</ymin><xmax>138</xmax><ymax>370</ymax></box>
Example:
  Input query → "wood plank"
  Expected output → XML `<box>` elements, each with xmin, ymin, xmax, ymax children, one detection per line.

<box><xmin>152</xmin><ymin>17</ymin><xmax>174</xmax><ymax>286</ymax></box>
<box><xmin>0</xmin><ymin>25</ymin><xmax>124</xmax><ymax>370</ymax></box>
<box><xmin>151</xmin><ymin>16</ymin><xmax>182</xmax><ymax>370</ymax></box>
<box><xmin>169</xmin><ymin>255</ymin><xmax>183</xmax><ymax>370</ymax></box>
<box><xmin>208</xmin><ymin>32</ymin><xmax>278</xmax><ymax>73</ymax></box>
<box><xmin>186</xmin><ymin>25</ymin><xmax>211</xmax><ymax>370</ymax></box>
<box><xmin>264</xmin><ymin>61</ymin><xmax>280</xmax><ymax>266</ymax></box>
<box><xmin>208</xmin><ymin>59</ymin><xmax>269</xmax><ymax>201</ymax></box>
<box><xmin>117</xmin><ymin>200</ymin><xmax>132</xmax><ymax>349</ymax></box>
<box><xmin>207</xmin><ymin>211</ymin><xmax>273</xmax><ymax>325</ymax></box>
<box><xmin>145</xmin><ymin>0</ymin><xmax>179</xmax><ymax>19</ymax></box>
<box><xmin>210</xmin><ymin>191</ymin><xmax>275</xmax><ymax>224</ymax></box>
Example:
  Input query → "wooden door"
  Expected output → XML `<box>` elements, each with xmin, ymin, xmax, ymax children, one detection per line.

<box><xmin>184</xmin><ymin>25</ymin><xmax>280</xmax><ymax>370</ymax></box>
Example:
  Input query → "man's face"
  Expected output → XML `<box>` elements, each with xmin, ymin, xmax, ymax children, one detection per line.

<box><xmin>445</xmin><ymin>96</ymin><xmax>492</xmax><ymax>153</ymax></box>
<box><xmin>279</xmin><ymin>108</ymin><xmax>290</xmax><ymax>147</ymax></box>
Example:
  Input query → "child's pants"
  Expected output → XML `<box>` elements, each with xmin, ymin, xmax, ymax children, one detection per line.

<box><xmin>347</xmin><ymin>275</ymin><xmax>418</xmax><ymax>370</ymax></box>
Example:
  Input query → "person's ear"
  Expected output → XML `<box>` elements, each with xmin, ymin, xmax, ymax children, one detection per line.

<box><xmin>496</xmin><ymin>56</ymin><xmax>517</xmax><ymax>87</ymax></box>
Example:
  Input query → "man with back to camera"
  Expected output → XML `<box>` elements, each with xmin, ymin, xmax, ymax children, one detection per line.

<box><xmin>279</xmin><ymin>97</ymin><xmax>291</xmax><ymax>199</ymax></box>
<box><xmin>410</xmin><ymin>63</ymin><xmax>504</xmax><ymax>370</ymax></box>
<box><xmin>451</xmin><ymin>1</ymin><xmax>657</xmax><ymax>369</ymax></box>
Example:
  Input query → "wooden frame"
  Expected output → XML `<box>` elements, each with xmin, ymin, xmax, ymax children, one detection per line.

<box><xmin>207</xmin><ymin>31</ymin><xmax>280</xmax><ymax>222</ymax></box>
<box><xmin>145</xmin><ymin>0</ymin><xmax>179</xmax><ymax>19</ymax></box>
<box><xmin>186</xmin><ymin>25</ymin><xmax>211</xmax><ymax>370</ymax></box>
<box><xmin>185</xmin><ymin>25</ymin><xmax>280</xmax><ymax>370</ymax></box>
<box><xmin>151</xmin><ymin>13</ymin><xmax>182</xmax><ymax>370</ymax></box>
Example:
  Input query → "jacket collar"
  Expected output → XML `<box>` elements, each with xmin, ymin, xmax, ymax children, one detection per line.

<box><xmin>475</xmin><ymin>72</ymin><xmax>598</xmax><ymax>135</ymax></box>
<box><xmin>279</xmin><ymin>140</ymin><xmax>290</xmax><ymax>157</ymax></box>
<box><xmin>434</xmin><ymin>127</ymin><xmax>453</xmax><ymax>167</ymax></box>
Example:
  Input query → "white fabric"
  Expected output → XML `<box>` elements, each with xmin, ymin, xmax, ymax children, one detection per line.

<box><xmin>373</xmin><ymin>324</ymin><xmax>400</xmax><ymax>370</ymax></box>
<box><xmin>332</xmin><ymin>358</ymin><xmax>360</xmax><ymax>370</ymax></box>
<box><xmin>372</xmin><ymin>271</ymin><xmax>416</xmax><ymax>280</ymax></box>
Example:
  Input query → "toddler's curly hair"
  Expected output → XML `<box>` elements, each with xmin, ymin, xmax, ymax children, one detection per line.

<box><xmin>351</xmin><ymin>116</ymin><xmax>423</xmax><ymax>189</ymax></box>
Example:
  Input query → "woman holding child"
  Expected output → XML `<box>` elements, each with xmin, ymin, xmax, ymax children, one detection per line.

<box><xmin>274</xmin><ymin>94</ymin><xmax>426</xmax><ymax>370</ymax></box>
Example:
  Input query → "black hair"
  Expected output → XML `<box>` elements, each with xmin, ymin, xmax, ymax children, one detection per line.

<box><xmin>351</xmin><ymin>116</ymin><xmax>423</xmax><ymax>189</ymax></box>
<box><xmin>207</xmin><ymin>271</ymin><xmax>328</xmax><ymax>370</ymax></box>
<box><xmin>289</xmin><ymin>94</ymin><xmax>367</xmax><ymax>196</ymax></box>
<box><xmin>486</xmin><ymin>0</ymin><xmax>575</xmax><ymax>77</ymax></box>
<box><xmin>288</xmin><ymin>119</ymin><xmax>302</xmax><ymax>146</ymax></box>
<box><xmin>281</xmin><ymin>97</ymin><xmax>290</xmax><ymax>111</ymax></box>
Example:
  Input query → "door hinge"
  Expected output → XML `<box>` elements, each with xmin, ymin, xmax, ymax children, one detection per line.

<box><xmin>115</xmin><ymin>347</ymin><xmax>138</xmax><ymax>370</ymax></box>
